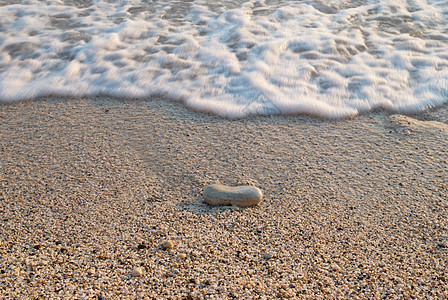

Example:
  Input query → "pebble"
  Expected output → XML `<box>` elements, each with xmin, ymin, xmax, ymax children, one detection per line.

<box><xmin>203</xmin><ymin>184</ymin><xmax>263</xmax><ymax>207</ymax></box>
<box><xmin>177</xmin><ymin>253</ymin><xmax>187</xmax><ymax>259</ymax></box>
<box><xmin>131</xmin><ymin>267</ymin><xmax>144</xmax><ymax>277</ymax></box>
<box><xmin>137</xmin><ymin>243</ymin><xmax>147</xmax><ymax>250</ymax></box>
<box><xmin>263</xmin><ymin>253</ymin><xmax>274</xmax><ymax>260</ymax></box>
<box><xmin>161</xmin><ymin>240</ymin><xmax>174</xmax><ymax>250</ymax></box>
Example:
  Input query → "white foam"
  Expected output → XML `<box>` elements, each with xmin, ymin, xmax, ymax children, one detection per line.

<box><xmin>0</xmin><ymin>0</ymin><xmax>447</xmax><ymax>118</ymax></box>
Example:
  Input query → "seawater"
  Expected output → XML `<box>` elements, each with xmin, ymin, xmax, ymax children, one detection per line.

<box><xmin>0</xmin><ymin>0</ymin><xmax>447</xmax><ymax>118</ymax></box>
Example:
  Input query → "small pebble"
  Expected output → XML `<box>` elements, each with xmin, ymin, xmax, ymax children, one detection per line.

<box><xmin>131</xmin><ymin>267</ymin><xmax>144</xmax><ymax>277</ymax></box>
<box><xmin>137</xmin><ymin>243</ymin><xmax>147</xmax><ymax>250</ymax></box>
<box><xmin>203</xmin><ymin>279</ymin><xmax>211</xmax><ymax>285</ymax></box>
<box><xmin>203</xmin><ymin>184</ymin><xmax>263</xmax><ymax>207</ymax></box>
<box><xmin>161</xmin><ymin>240</ymin><xmax>174</xmax><ymax>250</ymax></box>
<box><xmin>177</xmin><ymin>253</ymin><xmax>187</xmax><ymax>259</ymax></box>
<box><xmin>263</xmin><ymin>253</ymin><xmax>273</xmax><ymax>260</ymax></box>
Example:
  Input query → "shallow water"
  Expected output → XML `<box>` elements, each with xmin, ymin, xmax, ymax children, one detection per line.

<box><xmin>0</xmin><ymin>0</ymin><xmax>447</xmax><ymax>118</ymax></box>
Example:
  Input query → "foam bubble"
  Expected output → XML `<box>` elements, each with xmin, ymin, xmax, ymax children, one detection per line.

<box><xmin>0</xmin><ymin>0</ymin><xmax>447</xmax><ymax>118</ymax></box>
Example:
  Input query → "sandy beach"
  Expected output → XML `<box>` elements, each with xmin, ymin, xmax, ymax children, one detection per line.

<box><xmin>1</xmin><ymin>98</ymin><xmax>447</xmax><ymax>299</ymax></box>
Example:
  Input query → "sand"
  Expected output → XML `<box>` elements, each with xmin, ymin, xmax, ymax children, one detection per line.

<box><xmin>0</xmin><ymin>97</ymin><xmax>447</xmax><ymax>299</ymax></box>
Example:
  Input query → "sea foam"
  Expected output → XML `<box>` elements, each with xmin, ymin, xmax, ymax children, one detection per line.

<box><xmin>0</xmin><ymin>0</ymin><xmax>447</xmax><ymax>118</ymax></box>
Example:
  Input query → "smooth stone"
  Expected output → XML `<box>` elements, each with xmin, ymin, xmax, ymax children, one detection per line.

<box><xmin>203</xmin><ymin>184</ymin><xmax>263</xmax><ymax>207</ymax></box>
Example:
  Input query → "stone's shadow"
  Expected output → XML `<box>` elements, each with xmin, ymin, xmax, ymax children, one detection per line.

<box><xmin>175</xmin><ymin>196</ymin><xmax>259</xmax><ymax>217</ymax></box>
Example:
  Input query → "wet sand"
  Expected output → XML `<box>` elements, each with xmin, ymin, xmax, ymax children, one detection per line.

<box><xmin>1</xmin><ymin>98</ymin><xmax>447</xmax><ymax>299</ymax></box>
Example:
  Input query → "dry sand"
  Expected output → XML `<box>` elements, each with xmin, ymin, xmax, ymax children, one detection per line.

<box><xmin>0</xmin><ymin>98</ymin><xmax>447</xmax><ymax>299</ymax></box>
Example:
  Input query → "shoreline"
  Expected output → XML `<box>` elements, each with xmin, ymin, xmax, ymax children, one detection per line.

<box><xmin>1</xmin><ymin>97</ymin><xmax>447</xmax><ymax>298</ymax></box>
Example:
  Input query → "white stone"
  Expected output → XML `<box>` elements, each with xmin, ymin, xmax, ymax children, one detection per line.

<box><xmin>203</xmin><ymin>184</ymin><xmax>263</xmax><ymax>207</ymax></box>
